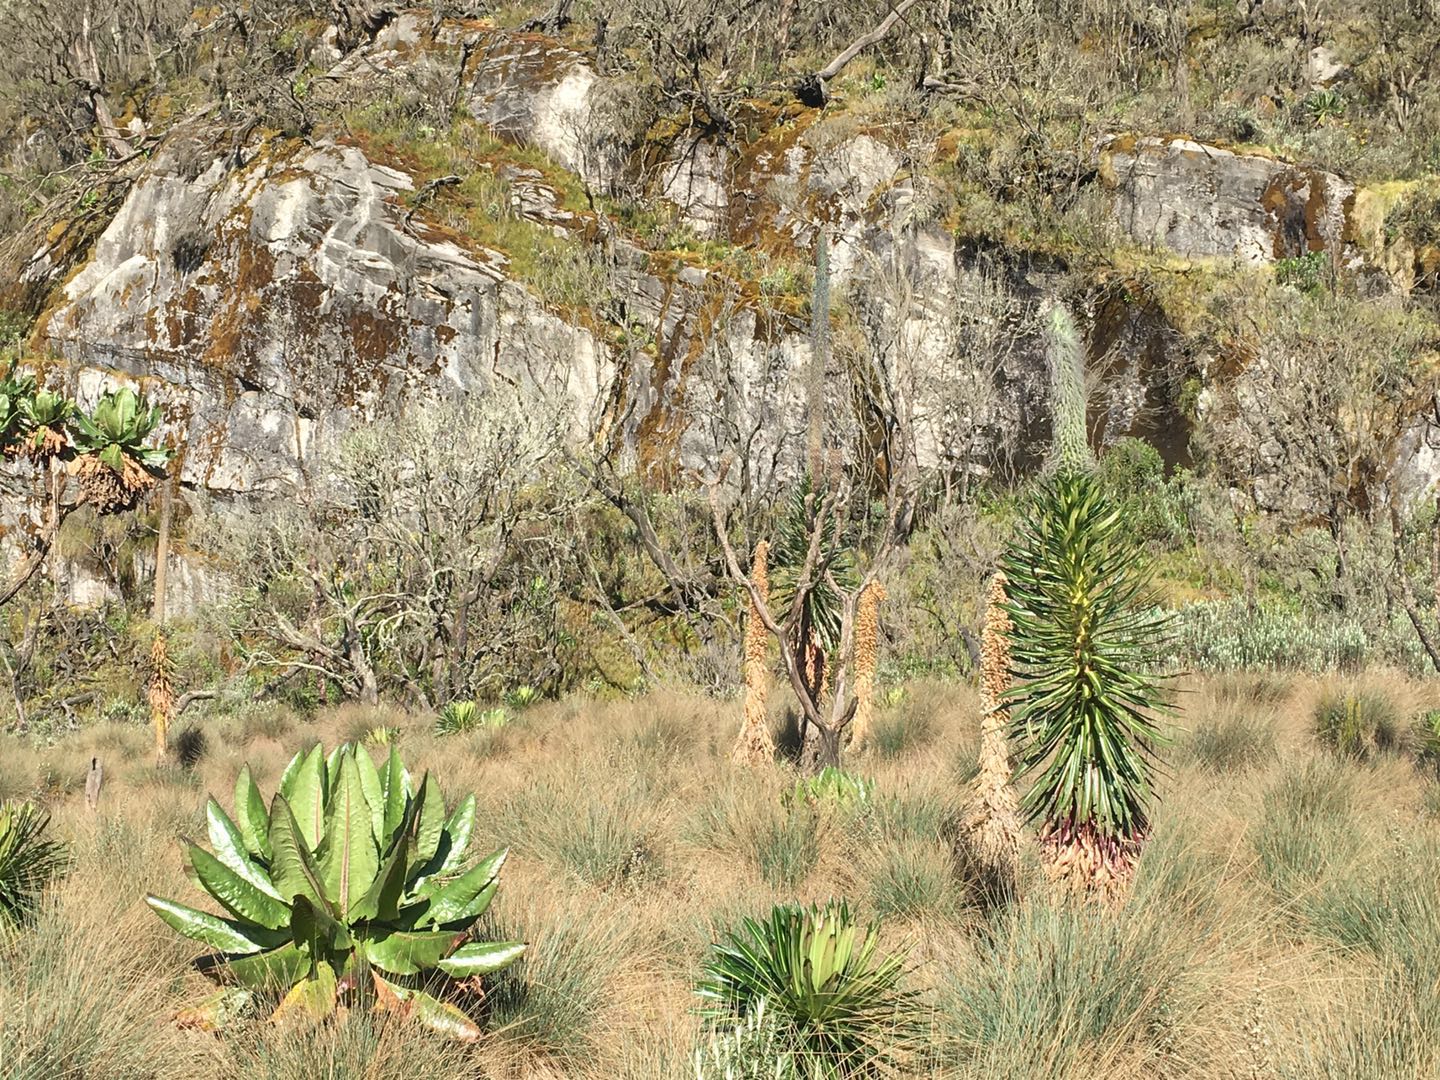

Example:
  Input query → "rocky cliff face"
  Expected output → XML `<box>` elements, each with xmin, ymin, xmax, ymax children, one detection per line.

<box><xmin>11</xmin><ymin>13</ymin><xmax>1419</xmax><ymax>516</ymax></box>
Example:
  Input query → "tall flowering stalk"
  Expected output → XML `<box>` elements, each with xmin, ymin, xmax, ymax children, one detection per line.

<box><xmin>1002</xmin><ymin>303</ymin><xmax>1172</xmax><ymax>900</ymax></box>
<box><xmin>734</xmin><ymin>542</ymin><xmax>775</xmax><ymax>766</ymax></box>
<box><xmin>846</xmin><ymin>581</ymin><xmax>885</xmax><ymax>752</ymax></box>
<box><xmin>965</xmin><ymin>571</ymin><xmax>1021</xmax><ymax>877</ymax></box>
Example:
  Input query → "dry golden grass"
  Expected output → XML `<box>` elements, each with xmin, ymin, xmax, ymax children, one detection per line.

<box><xmin>1</xmin><ymin>673</ymin><xmax>1438</xmax><ymax>1078</ymax></box>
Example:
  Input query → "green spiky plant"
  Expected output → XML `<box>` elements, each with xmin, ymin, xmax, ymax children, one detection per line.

<box><xmin>770</xmin><ymin>474</ymin><xmax>859</xmax><ymax>743</ymax></box>
<box><xmin>70</xmin><ymin>387</ymin><xmax>172</xmax><ymax>512</ymax></box>
<box><xmin>1001</xmin><ymin>303</ymin><xmax>1172</xmax><ymax>899</ymax></box>
<box><xmin>145</xmin><ymin>743</ymin><xmax>525</xmax><ymax>1038</ymax></box>
<box><xmin>0</xmin><ymin>800</ymin><xmax>66</xmax><ymax>932</ymax></box>
<box><xmin>696</xmin><ymin>901</ymin><xmax>916</xmax><ymax>1076</ymax></box>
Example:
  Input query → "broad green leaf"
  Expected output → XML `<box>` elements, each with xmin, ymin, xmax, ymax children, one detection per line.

<box><xmin>208</xmin><ymin>941</ymin><xmax>311</xmax><ymax>991</ymax></box>
<box><xmin>206</xmin><ymin>798</ymin><xmax>282</xmax><ymax>901</ymax></box>
<box><xmin>319</xmin><ymin>751</ymin><xmax>380</xmax><ymax>918</ymax></box>
<box><xmin>420</xmin><ymin>847</ymin><xmax>507</xmax><ymax>928</ymax></box>
<box><xmin>286</xmin><ymin>744</ymin><xmax>327</xmax><ymax>849</ymax></box>
<box><xmin>291</xmin><ymin>894</ymin><xmax>352</xmax><ymax>954</ymax></box>
<box><xmin>354</xmin><ymin>744</ymin><xmax>385</xmax><ymax>846</ymax></box>
<box><xmin>363</xmin><ymin>929</ymin><xmax>463</xmax><ymax>976</ymax></box>
<box><xmin>351</xmin><ymin>806</ymin><xmax>413</xmax><ymax>923</ymax></box>
<box><xmin>410</xmin><ymin>774</ymin><xmax>445</xmax><ymax>877</ymax></box>
<box><xmin>145</xmin><ymin>895</ymin><xmax>285</xmax><ymax>955</ymax></box>
<box><xmin>270</xmin><ymin>960</ymin><xmax>338</xmax><ymax>1024</ymax></box>
<box><xmin>381</xmin><ymin>746</ymin><xmax>408</xmax><ymax>842</ymax></box>
<box><xmin>189</xmin><ymin>845</ymin><xmax>288</xmax><ymax>930</ymax></box>
<box><xmin>267</xmin><ymin>795</ymin><xmax>330</xmax><ymax>913</ymax></box>
<box><xmin>233</xmin><ymin>765</ymin><xmax>272</xmax><ymax>862</ymax></box>
<box><xmin>438</xmin><ymin>794</ymin><xmax>476</xmax><ymax>875</ymax></box>
<box><xmin>277</xmin><ymin>749</ymin><xmax>305</xmax><ymax>799</ymax></box>
<box><xmin>436</xmin><ymin>940</ymin><xmax>526</xmax><ymax>978</ymax></box>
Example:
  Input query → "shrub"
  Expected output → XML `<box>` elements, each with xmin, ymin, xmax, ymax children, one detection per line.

<box><xmin>1312</xmin><ymin>688</ymin><xmax>1404</xmax><ymax>760</ymax></box>
<box><xmin>0</xmin><ymin>801</ymin><xmax>65</xmax><ymax>930</ymax></box>
<box><xmin>145</xmin><ymin>743</ymin><xmax>525</xmax><ymax>1037</ymax></box>
<box><xmin>696</xmin><ymin>901</ymin><xmax>917</xmax><ymax>1076</ymax></box>
<box><xmin>1414</xmin><ymin>709</ymin><xmax>1440</xmax><ymax>775</ymax></box>
<box><xmin>1172</xmin><ymin>601</ymin><xmax>1427</xmax><ymax>674</ymax></box>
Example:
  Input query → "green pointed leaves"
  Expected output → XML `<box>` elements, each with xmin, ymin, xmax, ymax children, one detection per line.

<box><xmin>268</xmin><ymin>795</ymin><xmax>329</xmax><ymax>911</ymax></box>
<box><xmin>319</xmin><ymin>751</ymin><xmax>380</xmax><ymax>919</ymax></box>
<box><xmin>381</xmin><ymin>746</ymin><xmax>409</xmax><ymax>842</ymax></box>
<box><xmin>202</xmin><ymin>941</ymin><xmax>311</xmax><ymax>990</ymax></box>
<box><xmin>206</xmin><ymin>798</ymin><xmax>282</xmax><ymax>902</ymax></box>
<box><xmin>281</xmin><ymin>744</ymin><xmax>326</xmax><ymax>850</ymax></box>
<box><xmin>420</xmin><ymin>847</ymin><xmax>507</xmax><ymax>928</ymax></box>
<box><xmin>144</xmin><ymin>896</ymin><xmax>285</xmax><ymax>955</ymax></box>
<box><xmin>437</xmin><ymin>940</ymin><xmax>526</xmax><ymax>978</ymax></box>
<box><xmin>233</xmin><ymin>766</ymin><xmax>272</xmax><ymax>862</ymax></box>
<box><xmin>364</xmin><ymin>929</ymin><xmax>464</xmax><ymax>976</ymax></box>
<box><xmin>150</xmin><ymin>743</ymin><xmax>515</xmax><ymax>1040</ymax></box>
<box><xmin>188</xmin><ymin>846</ymin><xmax>288</xmax><ymax>930</ymax></box>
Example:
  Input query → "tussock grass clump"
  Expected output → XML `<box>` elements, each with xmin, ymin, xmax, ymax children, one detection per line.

<box><xmin>220</xmin><ymin>1013</ymin><xmax>472</xmax><ymax>1079</ymax></box>
<box><xmin>1312</xmin><ymin>686</ymin><xmax>1404</xmax><ymax>760</ymax></box>
<box><xmin>862</xmin><ymin>836</ymin><xmax>964</xmax><ymax>921</ymax></box>
<box><xmin>1252</xmin><ymin>757</ymin><xmax>1360</xmax><ymax>902</ymax></box>
<box><xmin>752</xmin><ymin>804</ymin><xmax>822</xmax><ymax>890</ymax></box>
<box><xmin>486</xmin><ymin>904</ymin><xmax>634</xmax><ymax>1067</ymax></box>
<box><xmin>508</xmin><ymin>777</ymin><xmax>665</xmax><ymax>890</ymax></box>
<box><xmin>938</xmin><ymin>894</ymin><xmax>1212</xmax><ymax>1078</ymax></box>
<box><xmin>1185</xmin><ymin>709</ymin><xmax>1277</xmax><ymax>773</ymax></box>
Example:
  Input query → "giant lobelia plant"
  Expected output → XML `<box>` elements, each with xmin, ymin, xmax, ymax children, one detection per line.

<box><xmin>146</xmin><ymin>743</ymin><xmax>525</xmax><ymax>1037</ymax></box>
<box><xmin>1001</xmin><ymin>303</ymin><xmax>1172</xmax><ymax>899</ymax></box>
<box><xmin>70</xmin><ymin>386</ymin><xmax>172</xmax><ymax>512</ymax></box>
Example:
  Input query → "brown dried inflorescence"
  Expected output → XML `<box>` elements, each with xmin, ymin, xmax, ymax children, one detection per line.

<box><xmin>733</xmin><ymin>541</ymin><xmax>775</xmax><ymax>766</ymax></box>
<box><xmin>149</xmin><ymin>632</ymin><xmax>175</xmax><ymax>762</ymax></box>
<box><xmin>75</xmin><ymin>453</ymin><xmax>155</xmax><ymax>514</ymax></box>
<box><xmin>965</xmin><ymin>571</ymin><xmax>1022</xmax><ymax>879</ymax></box>
<box><xmin>846</xmin><ymin>581</ymin><xmax>886</xmax><ymax>752</ymax></box>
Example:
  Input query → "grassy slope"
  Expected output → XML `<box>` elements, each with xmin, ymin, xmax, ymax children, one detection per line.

<box><xmin>1</xmin><ymin>672</ymin><xmax>1439</xmax><ymax>1078</ymax></box>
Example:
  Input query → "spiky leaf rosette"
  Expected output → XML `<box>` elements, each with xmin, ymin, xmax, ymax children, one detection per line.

<box><xmin>696</xmin><ymin>900</ymin><xmax>916</xmax><ymax>1075</ymax></box>
<box><xmin>1001</xmin><ymin>469</ymin><xmax>1172</xmax><ymax>894</ymax></box>
<box><xmin>0</xmin><ymin>800</ymin><xmax>66</xmax><ymax>930</ymax></box>
<box><xmin>770</xmin><ymin>474</ymin><xmax>858</xmax><ymax>656</ymax></box>
<box><xmin>145</xmin><ymin>744</ymin><xmax>525</xmax><ymax>1038</ymax></box>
